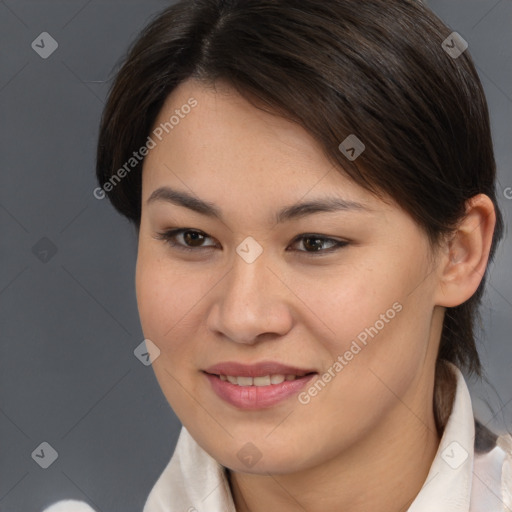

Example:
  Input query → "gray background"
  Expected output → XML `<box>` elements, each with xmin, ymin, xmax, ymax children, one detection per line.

<box><xmin>0</xmin><ymin>1</ymin><xmax>511</xmax><ymax>511</ymax></box>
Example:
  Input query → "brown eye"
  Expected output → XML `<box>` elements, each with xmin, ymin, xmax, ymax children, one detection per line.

<box><xmin>154</xmin><ymin>229</ymin><xmax>348</xmax><ymax>256</ymax></box>
<box><xmin>302</xmin><ymin>237</ymin><xmax>328</xmax><ymax>252</ymax></box>
<box><xmin>154</xmin><ymin>229</ymin><xmax>217</xmax><ymax>252</ymax></box>
<box><xmin>182</xmin><ymin>230</ymin><xmax>207</xmax><ymax>247</ymax></box>
<box><xmin>289</xmin><ymin>234</ymin><xmax>348</xmax><ymax>254</ymax></box>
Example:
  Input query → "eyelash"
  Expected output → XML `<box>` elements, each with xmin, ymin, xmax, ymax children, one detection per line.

<box><xmin>153</xmin><ymin>229</ymin><xmax>349</xmax><ymax>256</ymax></box>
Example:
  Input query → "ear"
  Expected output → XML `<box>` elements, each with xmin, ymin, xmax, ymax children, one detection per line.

<box><xmin>434</xmin><ymin>194</ymin><xmax>496</xmax><ymax>308</ymax></box>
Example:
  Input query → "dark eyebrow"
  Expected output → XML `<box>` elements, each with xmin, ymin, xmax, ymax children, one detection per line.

<box><xmin>146</xmin><ymin>186</ymin><xmax>371</xmax><ymax>224</ymax></box>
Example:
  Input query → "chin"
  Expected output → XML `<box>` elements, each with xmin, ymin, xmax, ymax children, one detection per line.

<box><xmin>212</xmin><ymin>440</ymin><xmax>311</xmax><ymax>474</ymax></box>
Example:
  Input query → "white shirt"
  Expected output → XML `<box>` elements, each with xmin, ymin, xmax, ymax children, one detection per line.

<box><xmin>43</xmin><ymin>363</ymin><xmax>512</xmax><ymax>512</ymax></box>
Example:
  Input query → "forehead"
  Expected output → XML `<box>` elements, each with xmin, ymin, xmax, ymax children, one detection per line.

<box><xmin>148</xmin><ymin>78</ymin><xmax>330</xmax><ymax>168</ymax></box>
<box><xmin>141</xmin><ymin>78</ymin><xmax>391</xmax><ymax>216</ymax></box>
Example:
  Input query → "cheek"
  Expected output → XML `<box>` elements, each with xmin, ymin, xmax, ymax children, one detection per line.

<box><xmin>135</xmin><ymin>254</ymin><xmax>166</xmax><ymax>339</ymax></box>
<box><xmin>135</xmin><ymin>251</ymin><xmax>211</xmax><ymax>350</ymax></box>
<box><xmin>315</xmin><ymin>255</ymin><xmax>431</xmax><ymax>374</ymax></box>
<box><xmin>135</xmin><ymin>249</ymin><xmax>184</xmax><ymax>346</ymax></box>
<box><xmin>311</xmin><ymin>264</ymin><xmax>396</xmax><ymax>346</ymax></box>
<box><xmin>135</xmin><ymin>253</ymin><xmax>202</xmax><ymax>406</ymax></box>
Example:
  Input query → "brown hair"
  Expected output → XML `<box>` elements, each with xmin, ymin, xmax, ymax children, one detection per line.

<box><xmin>96</xmin><ymin>0</ymin><xmax>504</xmax><ymax>436</ymax></box>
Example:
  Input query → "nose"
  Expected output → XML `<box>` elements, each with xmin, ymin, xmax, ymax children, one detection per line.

<box><xmin>206</xmin><ymin>248</ymin><xmax>294</xmax><ymax>345</ymax></box>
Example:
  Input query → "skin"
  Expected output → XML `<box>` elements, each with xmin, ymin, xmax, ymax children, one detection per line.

<box><xmin>135</xmin><ymin>78</ymin><xmax>496</xmax><ymax>512</ymax></box>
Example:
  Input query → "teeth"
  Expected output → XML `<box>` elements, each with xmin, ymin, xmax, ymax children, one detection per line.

<box><xmin>219</xmin><ymin>374</ymin><xmax>300</xmax><ymax>386</ymax></box>
<box><xmin>237</xmin><ymin>376</ymin><xmax>253</xmax><ymax>387</ymax></box>
<box><xmin>254</xmin><ymin>375</ymin><xmax>271</xmax><ymax>386</ymax></box>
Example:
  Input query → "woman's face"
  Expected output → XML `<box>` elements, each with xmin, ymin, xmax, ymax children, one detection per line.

<box><xmin>136</xmin><ymin>78</ymin><xmax>444</xmax><ymax>474</ymax></box>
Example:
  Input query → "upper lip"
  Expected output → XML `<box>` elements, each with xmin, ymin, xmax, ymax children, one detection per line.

<box><xmin>203</xmin><ymin>361</ymin><xmax>317</xmax><ymax>378</ymax></box>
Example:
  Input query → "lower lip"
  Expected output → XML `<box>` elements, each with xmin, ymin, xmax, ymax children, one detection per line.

<box><xmin>204</xmin><ymin>372</ymin><xmax>317</xmax><ymax>409</ymax></box>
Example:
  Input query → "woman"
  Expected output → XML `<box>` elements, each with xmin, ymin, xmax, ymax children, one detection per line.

<box><xmin>44</xmin><ymin>0</ymin><xmax>511</xmax><ymax>510</ymax></box>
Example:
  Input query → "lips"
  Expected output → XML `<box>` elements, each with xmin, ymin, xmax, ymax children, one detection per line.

<box><xmin>203</xmin><ymin>361</ymin><xmax>316</xmax><ymax>378</ymax></box>
<box><xmin>202</xmin><ymin>361</ymin><xmax>318</xmax><ymax>409</ymax></box>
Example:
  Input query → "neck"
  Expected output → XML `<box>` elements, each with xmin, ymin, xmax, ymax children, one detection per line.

<box><xmin>227</xmin><ymin>377</ymin><xmax>442</xmax><ymax>512</ymax></box>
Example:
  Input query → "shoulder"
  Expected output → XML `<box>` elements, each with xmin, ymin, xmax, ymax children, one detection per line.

<box><xmin>41</xmin><ymin>500</ymin><xmax>97</xmax><ymax>512</ymax></box>
<box><xmin>497</xmin><ymin>433</ymin><xmax>512</xmax><ymax>510</ymax></box>
<box><xmin>472</xmin><ymin>431</ymin><xmax>512</xmax><ymax>511</ymax></box>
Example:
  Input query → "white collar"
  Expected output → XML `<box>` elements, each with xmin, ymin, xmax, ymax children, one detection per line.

<box><xmin>142</xmin><ymin>363</ymin><xmax>510</xmax><ymax>512</ymax></box>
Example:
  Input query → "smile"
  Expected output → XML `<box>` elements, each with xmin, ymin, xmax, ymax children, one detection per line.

<box><xmin>217</xmin><ymin>374</ymin><xmax>309</xmax><ymax>386</ymax></box>
<box><xmin>203</xmin><ymin>371</ymin><xmax>317</xmax><ymax>409</ymax></box>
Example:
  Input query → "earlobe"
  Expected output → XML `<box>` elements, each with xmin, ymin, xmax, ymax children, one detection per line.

<box><xmin>435</xmin><ymin>194</ymin><xmax>496</xmax><ymax>308</ymax></box>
